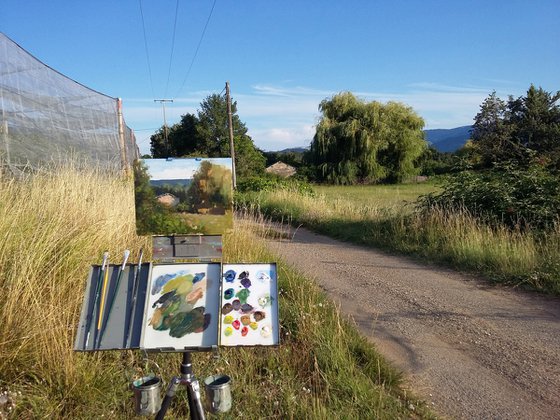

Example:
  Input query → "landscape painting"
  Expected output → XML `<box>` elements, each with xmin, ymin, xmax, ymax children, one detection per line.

<box><xmin>134</xmin><ymin>158</ymin><xmax>233</xmax><ymax>236</ymax></box>
<box><xmin>140</xmin><ymin>263</ymin><xmax>221</xmax><ymax>351</ymax></box>
<box><xmin>219</xmin><ymin>263</ymin><xmax>279</xmax><ymax>347</ymax></box>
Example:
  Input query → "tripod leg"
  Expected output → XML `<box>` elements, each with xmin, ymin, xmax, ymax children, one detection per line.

<box><xmin>155</xmin><ymin>377</ymin><xmax>180</xmax><ymax>420</ymax></box>
<box><xmin>186</xmin><ymin>379</ymin><xmax>206</xmax><ymax>420</ymax></box>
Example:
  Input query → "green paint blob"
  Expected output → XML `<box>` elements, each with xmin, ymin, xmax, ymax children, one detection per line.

<box><xmin>235</xmin><ymin>288</ymin><xmax>250</xmax><ymax>304</ymax></box>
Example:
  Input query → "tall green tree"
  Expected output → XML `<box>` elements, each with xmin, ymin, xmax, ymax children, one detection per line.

<box><xmin>508</xmin><ymin>85</ymin><xmax>560</xmax><ymax>168</ymax></box>
<box><xmin>310</xmin><ymin>92</ymin><xmax>426</xmax><ymax>184</ymax></box>
<box><xmin>471</xmin><ymin>85</ymin><xmax>560</xmax><ymax>169</ymax></box>
<box><xmin>149</xmin><ymin>93</ymin><xmax>265</xmax><ymax>179</ymax></box>
<box><xmin>150</xmin><ymin>113</ymin><xmax>199</xmax><ymax>158</ymax></box>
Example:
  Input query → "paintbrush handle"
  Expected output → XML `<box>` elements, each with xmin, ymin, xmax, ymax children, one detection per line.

<box><xmin>97</xmin><ymin>263</ymin><xmax>111</xmax><ymax>331</ymax></box>
<box><xmin>84</xmin><ymin>260</ymin><xmax>106</xmax><ymax>349</ymax></box>
<box><xmin>125</xmin><ymin>250</ymin><xmax>144</xmax><ymax>347</ymax></box>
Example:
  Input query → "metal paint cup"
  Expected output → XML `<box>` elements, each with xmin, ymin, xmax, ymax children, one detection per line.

<box><xmin>204</xmin><ymin>374</ymin><xmax>232</xmax><ymax>413</ymax></box>
<box><xmin>132</xmin><ymin>375</ymin><xmax>161</xmax><ymax>416</ymax></box>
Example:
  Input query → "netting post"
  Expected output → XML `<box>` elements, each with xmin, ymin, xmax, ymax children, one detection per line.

<box><xmin>117</xmin><ymin>98</ymin><xmax>129</xmax><ymax>174</ymax></box>
<box><xmin>1</xmin><ymin>119</ymin><xmax>9</xmax><ymax>168</ymax></box>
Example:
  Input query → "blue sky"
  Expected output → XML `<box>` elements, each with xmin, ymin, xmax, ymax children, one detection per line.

<box><xmin>1</xmin><ymin>1</ymin><xmax>559</xmax><ymax>154</ymax></box>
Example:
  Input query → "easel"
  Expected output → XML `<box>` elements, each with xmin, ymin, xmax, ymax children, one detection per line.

<box><xmin>153</xmin><ymin>234</ymin><xmax>222</xmax><ymax>420</ymax></box>
<box><xmin>156</xmin><ymin>351</ymin><xmax>205</xmax><ymax>420</ymax></box>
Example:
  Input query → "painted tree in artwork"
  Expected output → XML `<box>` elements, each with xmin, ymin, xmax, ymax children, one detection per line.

<box><xmin>186</xmin><ymin>161</ymin><xmax>232</xmax><ymax>213</ymax></box>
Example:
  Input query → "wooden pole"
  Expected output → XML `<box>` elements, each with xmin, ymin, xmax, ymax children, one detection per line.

<box><xmin>154</xmin><ymin>99</ymin><xmax>173</xmax><ymax>157</ymax></box>
<box><xmin>117</xmin><ymin>98</ymin><xmax>129</xmax><ymax>173</ymax></box>
<box><xmin>226</xmin><ymin>82</ymin><xmax>236</xmax><ymax>189</ymax></box>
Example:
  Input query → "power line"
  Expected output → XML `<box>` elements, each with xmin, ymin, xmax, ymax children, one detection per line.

<box><xmin>173</xmin><ymin>0</ymin><xmax>218</xmax><ymax>99</ymax></box>
<box><xmin>164</xmin><ymin>0</ymin><xmax>180</xmax><ymax>98</ymax></box>
<box><xmin>138</xmin><ymin>0</ymin><xmax>155</xmax><ymax>99</ymax></box>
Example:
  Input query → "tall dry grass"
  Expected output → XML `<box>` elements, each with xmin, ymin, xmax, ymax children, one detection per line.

<box><xmin>0</xmin><ymin>164</ymin><xmax>428</xmax><ymax>418</ymax></box>
<box><xmin>0</xmin><ymin>163</ymin><xmax>150</xmax><ymax>417</ymax></box>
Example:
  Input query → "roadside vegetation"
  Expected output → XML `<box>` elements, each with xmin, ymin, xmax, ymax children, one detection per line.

<box><xmin>238</xmin><ymin>181</ymin><xmax>560</xmax><ymax>295</ymax></box>
<box><xmin>0</xmin><ymin>163</ymin><xmax>431</xmax><ymax>418</ymax></box>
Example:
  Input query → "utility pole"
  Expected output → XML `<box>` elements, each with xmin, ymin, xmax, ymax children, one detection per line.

<box><xmin>154</xmin><ymin>99</ymin><xmax>173</xmax><ymax>157</ymax></box>
<box><xmin>225</xmin><ymin>82</ymin><xmax>236</xmax><ymax>189</ymax></box>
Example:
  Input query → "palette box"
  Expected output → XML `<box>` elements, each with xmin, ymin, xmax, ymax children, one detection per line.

<box><xmin>75</xmin><ymin>262</ymin><xmax>279</xmax><ymax>352</ymax></box>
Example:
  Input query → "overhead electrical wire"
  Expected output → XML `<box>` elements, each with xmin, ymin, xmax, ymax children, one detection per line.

<box><xmin>138</xmin><ymin>0</ymin><xmax>155</xmax><ymax>99</ymax></box>
<box><xmin>164</xmin><ymin>0</ymin><xmax>180</xmax><ymax>98</ymax></box>
<box><xmin>173</xmin><ymin>0</ymin><xmax>218</xmax><ymax>100</ymax></box>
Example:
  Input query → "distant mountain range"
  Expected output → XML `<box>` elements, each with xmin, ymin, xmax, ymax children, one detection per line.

<box><xmin>150</xmin><ymin>178</ymin><xmax>192</xmax><ymax>188</ymax></box>
<box><xmin>424</xmin><ymin>125</ymin><xmax>472</xmax><ymax>152</ymax></box>
<box><xmin>270</xmin><ymin>126</ymin><xmax>473</xmax><ymax>155</ymax></box>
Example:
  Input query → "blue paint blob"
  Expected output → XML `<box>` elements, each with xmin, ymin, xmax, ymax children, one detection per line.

<box><xmin>224</xmin><ymin>270</ymin><xmax>236</xmax><ymax>283</ymax></box>
<box><xmin>224</xmin><ymin>288</ymin><xmax>234</xmax><ymax>300</ymax></box>
<box><xmin>192</xmin><ymin>272</ymin><xmax>206</xmax><ymax>284</ymax></box>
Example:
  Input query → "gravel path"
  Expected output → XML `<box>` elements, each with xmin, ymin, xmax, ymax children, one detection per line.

<box><xmin>266</xmin><ymin>227</ymin><xmax>560</xmax><ymax>419</ymax></box>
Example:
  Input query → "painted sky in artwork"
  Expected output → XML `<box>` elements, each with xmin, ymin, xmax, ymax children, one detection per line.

<box><xmin>144</xmin><ymin>158</ymin><xmax>232</xmax><ymax>181</ymax></box>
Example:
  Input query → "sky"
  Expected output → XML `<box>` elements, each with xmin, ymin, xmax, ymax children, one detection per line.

<box><xmin>1</xmin><ymin>1</ymin><xmax>559</xmax><ymax>155</ymax></box>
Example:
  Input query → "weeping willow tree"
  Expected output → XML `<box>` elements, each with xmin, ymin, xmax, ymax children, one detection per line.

<box><xmin>310</xmin><ymin>92</ymin><xmax>426</xmax><ymax>184</ymax></box>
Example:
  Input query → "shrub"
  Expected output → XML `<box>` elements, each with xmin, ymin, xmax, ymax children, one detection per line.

<box><xmin>417</xmin><ymin>162</ymin><xmax>560</xmax><ymax>230</ymax></box>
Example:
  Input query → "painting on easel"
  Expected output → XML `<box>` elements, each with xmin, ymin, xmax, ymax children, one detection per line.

<box><xmin>219</xmin><ymin>263</ymin><xmax>279</xmax><ymax>346</ymax></box>
<box><xmin>134</xmin><ymin>158</ymin><xmax>233</xmax><ymax>236</ymax></box>
<box><xmin>140</xmin><ymin>263</ymin><xmax>221</xmax><ymax>351</ymax></box>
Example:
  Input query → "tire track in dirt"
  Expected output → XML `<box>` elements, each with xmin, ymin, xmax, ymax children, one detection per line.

<box><xmin>266</xmin><ymin>227</ymin><xmax>560</xmax><ymax>419</ymax></box>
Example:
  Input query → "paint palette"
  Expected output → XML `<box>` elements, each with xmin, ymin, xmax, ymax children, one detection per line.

<box><xmin>140</xmin><ymin>263</ymin><xmax>222</xmax><ymax>351</ymax></box>
<box><xmin>75</xmin><ymin>262</ymin><xmax>280</xmax><ymax>352</ymax></box>
<box><xmin>219</xmin><ymin>263</ymin><xmax>279</xmax><ymax>347</ymax></box>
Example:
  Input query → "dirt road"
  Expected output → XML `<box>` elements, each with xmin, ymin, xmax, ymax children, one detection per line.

<box><xmin>266</xmin><ymin>227</ymin><xmax>560</xmax><ymax>419</ymax></box>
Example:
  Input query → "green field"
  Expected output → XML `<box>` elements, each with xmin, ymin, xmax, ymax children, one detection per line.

<box><xmin>315</xmin><ymin>182</ymin><xmax>439</xmax><ymax>210</ymax></box>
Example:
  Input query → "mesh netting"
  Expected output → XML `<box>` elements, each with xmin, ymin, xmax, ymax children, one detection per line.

<box><xmin>0</xmin><ymin>32</ymin><xmax>137</xmax><ymax>171</ymax></box>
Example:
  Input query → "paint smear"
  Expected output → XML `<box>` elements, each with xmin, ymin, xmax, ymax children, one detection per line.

<box><xmin>253</xmin><ymin>311</ymin><xmax>266</xmax><ymax>322</ymax></box>
<box><xmin>224</xmin><ymin>270</ymin><xmax>236</xmax><ymax>283</ymax></box>
<box><xmin>224</xmin><ymin>288</ymin><xmax>234</xmax><ymax>300</ymax></box>
<box><xmin>235</xmin><ymin>288</ymin><xmax>250</xmax><ymax>304</ymax></box>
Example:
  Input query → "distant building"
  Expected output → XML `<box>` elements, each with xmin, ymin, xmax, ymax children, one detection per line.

<box><xmin>157</xmin><ymin>193</ymin><xmax>180</xmax><ymax>207</ymax></box>
<box><xmin>265</xmin><ymin>161</ymin><xmax>296</xmax><ymax>178</ymax></box>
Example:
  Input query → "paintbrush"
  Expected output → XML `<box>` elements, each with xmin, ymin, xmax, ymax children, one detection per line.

<box><xmin>84</xmin><ymin>251</ymin><xmax>108</xmax><ymax>350</ymax></box>
<box><xmin>98</xmin><ymin>249</ymin><xmax>130</xmax><ymax>347</ymax></box>
<box><xmin>124</xmin><ymin>248</ymin><xmax>143</xmax><ymax>348</ymax></box>
<box><xmin>96</xmin><ymin>254</ymin><xmax>111</xmax><ymax>348</ymax></box>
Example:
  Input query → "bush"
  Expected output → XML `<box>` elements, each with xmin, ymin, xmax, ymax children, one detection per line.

<box><xmin>417</xmin><ymin>163</ymin><xmax>560</xmax><ymax>230</ymax></box>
